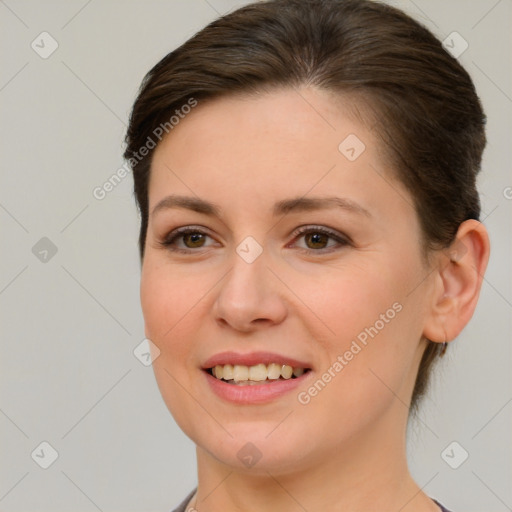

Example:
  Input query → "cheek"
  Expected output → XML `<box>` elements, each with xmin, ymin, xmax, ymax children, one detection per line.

<box><xmin>140</xmin><ymin>259</ymin><xmax>202</xmax><ymax>346</ymax></box>
<box><xmin>296</xmin><ymin>262</ymin><xmax>421</xmax><ymax>410</ymax></box>
<box><xmin>299</xmin><ymin>264</ymin><xmax>403</xmax><ymax>343</ymax></box>
<box><xmin>140</xmin><ymin>261</ymin><xmax>205</xmax><ymax>433</ymax></box>
<box><xmin>140</xmin><ymin>261</ymin><xmax>201</xmax><ymax>398</ymax></box>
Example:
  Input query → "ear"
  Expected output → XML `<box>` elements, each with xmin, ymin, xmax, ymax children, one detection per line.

<box><xmin>423</xmin><ymin>219</ymin><xmax>490</xmax><ymax>344</ymax></box>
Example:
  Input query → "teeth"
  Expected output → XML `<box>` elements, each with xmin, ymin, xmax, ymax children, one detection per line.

<box><xmin>248</xmin><ymin>363</ymin><xmax>267</xmax><ymax>381</ymax></box>
<box><xmin>267</xmin><ymin>363</ymin><xmax>282</xmax><ymax>380</ymax></box>
<box><xmin>281</xmin><ymin>365</ymin><xmax>293</xmax><ymax>379</ymax></box>
<box><xmin>222</xmin><ymin>364</ymin><xmax>234</xmax><ymax>380</ymax></box>
<box><xmin>213</xmin><ymin>365</ymin><xmax>223</xmax><ymax>379</ymax></box>
<box><xmin>233</xmin><ymin>365</ymin><xmax>249</xmax><ymax>382</ymax></box>
<box><xmin>209</xmin><ymin>363</ymin><xmax>307</xmax><ymax>382</ymax></box>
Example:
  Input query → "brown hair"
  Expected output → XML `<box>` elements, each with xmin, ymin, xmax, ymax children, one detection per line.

<box><xmin>124</xmin><ymin>0</ymin><xmax>486</xmax><ymax>414</ymax></box>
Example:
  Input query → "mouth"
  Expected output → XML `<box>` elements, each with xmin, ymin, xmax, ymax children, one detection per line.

<box><xmin>201</xmin><ymin>351</ymin><xmax>313</xmax><ymax>402</ymax></box>
<box><xmin>205</xmin><ymin>363</ymin><xmax>311</xmax><ymax>385</ymax></box>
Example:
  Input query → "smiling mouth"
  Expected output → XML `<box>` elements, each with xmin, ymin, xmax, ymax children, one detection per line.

<box><xmin>206</xmin><ymin>363</ymin><xmax>311</xmax><ymax>385</ymax></box>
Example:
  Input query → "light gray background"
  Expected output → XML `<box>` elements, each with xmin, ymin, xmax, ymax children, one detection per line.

<box><xmin>0</xmin><ymin>1</ymin><xmax>510</xmax><ymax>511</ymax></box>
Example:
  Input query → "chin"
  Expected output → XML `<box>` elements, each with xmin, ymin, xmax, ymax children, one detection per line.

<box><xmin>190</xmin><ymin>418</ymin><xmax>319</xmax><ymax>474</ymax></box>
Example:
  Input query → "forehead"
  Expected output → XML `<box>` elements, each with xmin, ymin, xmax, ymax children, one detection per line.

<box><xmin>151</xmin><ymin>88</ymin><xmax>371</xmax><ymax>173</ymax></box>
<box><xmin>153</xmin><ymin>86</ymin><xmax>374</xmax><ymax>150</ymax></box>
<box><xmin>147</xmin><ymin>87</ymin><xmax>410</xmax><ymax>221</ymax></box>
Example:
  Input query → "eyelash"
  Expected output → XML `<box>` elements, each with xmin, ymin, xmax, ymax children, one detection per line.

<box><xmin>159</xmin><ymin>225</ymin><xmax>350</xmax><ymax>255</ymax></box>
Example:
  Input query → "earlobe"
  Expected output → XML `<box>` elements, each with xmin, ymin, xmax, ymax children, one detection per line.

<box><xmin>423</xmin><ymin>219</ymin><xmax>490</xmax><ymax>344</ymax></box>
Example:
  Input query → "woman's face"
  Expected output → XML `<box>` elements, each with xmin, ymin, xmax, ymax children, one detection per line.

<box><xmin>141</xmin><ymin>87</ymin><xmax>434</xmax><ymax>473</ymax></box>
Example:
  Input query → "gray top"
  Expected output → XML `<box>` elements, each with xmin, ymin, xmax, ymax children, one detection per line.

<box><xmin>170</xmin><ymin>488</ymin><xmax>453</xmax><ymax>512</ymax></box>
<box><xmin>170</xmin><ymin>488</ymin><xmax>195</xmax><ymax>512</ymax></box>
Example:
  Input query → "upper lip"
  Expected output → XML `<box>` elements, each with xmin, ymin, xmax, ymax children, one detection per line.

<box><xmin>201</xmin><ymin>351</ymin><xmax>312</xmax><ymax>370</ymax></box>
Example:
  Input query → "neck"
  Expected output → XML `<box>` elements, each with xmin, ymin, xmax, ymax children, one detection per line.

<box><xmin>191</xmin><ymin>401</ymin><xmax>439</xmax><ymax>512</ymax></box>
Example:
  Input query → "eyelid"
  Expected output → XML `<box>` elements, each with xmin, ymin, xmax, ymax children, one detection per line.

<box><xmin>290</xmin><ymin>224</ymin><xmax>351</xmax><ymax>241</ymax></box>
<box><xmin>159</xmin><ymin>224</ymin><xmax>351</xmax><ymax>254</ymax></box>
<box><xmin>159</xmin><ymin>225</ymin><xmax>218</xmax><ymax>253</ymax></box>
<box><xmin>164</xmin><ymin>225</ymin><xmax>213</xmax><ymax>238</ymax></box>
<box><xmin>287</xmin><ymin>225</ymin><xmax>351</xmax><ymax>251</ymax></box>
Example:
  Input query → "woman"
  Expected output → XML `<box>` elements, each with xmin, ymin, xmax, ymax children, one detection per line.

<box><xmin>124</xmin><ymin>0</ymin><xmax>490</xmax><ymax>510</ymax></box>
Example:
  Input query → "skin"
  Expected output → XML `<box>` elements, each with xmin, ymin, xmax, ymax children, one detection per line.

<box><xmin>140</xmin><ymin>86</ymin><xmax>490</xmax><ymax>512</ymax></box>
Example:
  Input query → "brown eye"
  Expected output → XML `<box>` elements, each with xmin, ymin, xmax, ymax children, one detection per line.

<box><xmin>304</xmin><ymin>232</ymin><xmax>330</xmax><ymax>249</ymax></box>
<box><xmin>291</xmin><ymin>226</ymin><xmax>350</xmax><ymax>253</ymax></box>
<box><xmin>182</xmin><ymin>232</ymin><xmax>206</xmax><ymax>248</ymax></box>
<box><xmin>160</xmin><ymin>227</ymin><xmax>217</xmax><ymax>253</ymax></box>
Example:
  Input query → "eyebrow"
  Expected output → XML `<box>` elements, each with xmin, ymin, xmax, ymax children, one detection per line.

<box><xmin>151</xmin><ymin>194</ymin><xmax>371</xmax><ymax>218</ymax></box>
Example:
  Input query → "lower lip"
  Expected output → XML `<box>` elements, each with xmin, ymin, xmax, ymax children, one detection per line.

<box><xmin>204</xmin><ymin>370</ymin><xmax>311</xmax><ymax>404</ymax></box>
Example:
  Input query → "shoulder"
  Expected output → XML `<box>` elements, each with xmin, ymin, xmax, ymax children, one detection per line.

<box><xmin>169</xmin><ymin>492</ymin><xmax>454</xmax><ymax>512</ymax></box>
<box><xmin>432</xmin><ymin>498</ymin><xmax>455</xmax><ymax>512</ymax></box>
<box><xmin>169</xmin><ymin>488</ymin><xmax>197</xmax><ymax>512</ymax></box>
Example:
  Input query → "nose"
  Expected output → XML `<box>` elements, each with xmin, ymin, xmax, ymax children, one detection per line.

<box><xmin>211</xmin><ymin>249</ymin><xmax>288</xmax><ymax>333</ymax></box>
